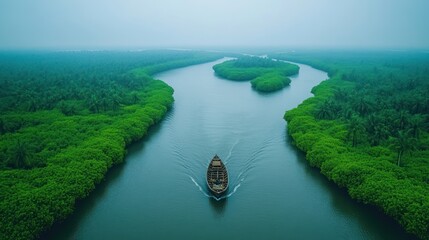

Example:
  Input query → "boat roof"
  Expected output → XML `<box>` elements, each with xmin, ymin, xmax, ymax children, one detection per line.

<box><xmin>212</xmin><ymin>160</ymin><xmax>221</xmax><ymax>167</ymax></box>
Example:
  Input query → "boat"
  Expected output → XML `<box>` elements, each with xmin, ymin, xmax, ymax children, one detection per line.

<box><xmin>206</xmin><ymin>154</ymin><xmax>229</xmax><ymax>197</ymax></box>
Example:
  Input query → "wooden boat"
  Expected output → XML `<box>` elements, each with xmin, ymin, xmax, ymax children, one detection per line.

<box><xmin>206</xmin><ymin>155</ymin><xmax>228</xmax><ymax>197</ymax></box>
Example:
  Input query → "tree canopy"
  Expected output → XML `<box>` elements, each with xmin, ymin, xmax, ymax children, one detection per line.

<box><xmin>273</xmin><ymin>51</ymin><xmax>429</xmax><ymax>240</ymax></box>
<box><xmin>212</xmin><ymin>56</ymin><xmax>299</xmax><ymax>92</ymax></box>
<box><xmin>0</xmin><ymin>50</ymin><xmax>222</xmax><ymax>240</ymax></box>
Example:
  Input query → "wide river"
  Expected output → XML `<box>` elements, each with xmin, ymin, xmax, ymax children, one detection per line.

<box><xmin>47</xmin><ymin>59</ymin><xmax>413</xmax><ymax>239</ymax></box>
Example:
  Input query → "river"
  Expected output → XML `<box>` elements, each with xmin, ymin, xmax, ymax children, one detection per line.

<box><xmin>47</xmin><ymin>59</ymin><xmax>413</xmax><ymax>239</ymax></box>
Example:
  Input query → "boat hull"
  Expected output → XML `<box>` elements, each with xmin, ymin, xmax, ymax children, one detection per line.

<box><xmin>206</xmin><ymin>155</ymin><xmax>228</xmax><ymax>197</ymax></box>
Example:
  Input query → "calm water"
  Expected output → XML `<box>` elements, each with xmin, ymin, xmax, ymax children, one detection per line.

<box><xmin>47</xmin><ymin>59</ymin><xmax>413</xmax><ymax>240</ymax></box>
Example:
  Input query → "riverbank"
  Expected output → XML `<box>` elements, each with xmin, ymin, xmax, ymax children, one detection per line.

<box><xmin>0</xmin><ymin>51</ymin><xmax>222</xmax><ymax>240</ymax></box>
<box><xmin>273</xmin><ymin>51</ymin><xmax>429</xmax><ymax>240</ymax></box>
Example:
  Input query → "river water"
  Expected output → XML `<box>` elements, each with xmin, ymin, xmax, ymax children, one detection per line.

<box><xmin>47</xmin><ymin>59</ymin><xmax>413</xmax><ymax>239</ymax></box>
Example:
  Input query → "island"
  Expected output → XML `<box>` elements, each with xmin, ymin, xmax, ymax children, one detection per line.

<box><xmin>213</xmin><ymin>56</ymin><xmax>299</xmax><ymax>92</ymax></box>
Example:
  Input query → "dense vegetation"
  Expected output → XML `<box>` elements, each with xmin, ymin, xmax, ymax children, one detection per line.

<box><xmin>0</xmin><ymin>50</ymin><xmax>222</xmax><ymax>240</ymax></box>
<box><xmin>212</xmin><ymin>56</ymin><xmax>299</xmax><ymax>92</ymax></box>
<box><xmin>271</xmin><ymin>51</ymin><xmax>429</xmax><ymax>239</ymax></box>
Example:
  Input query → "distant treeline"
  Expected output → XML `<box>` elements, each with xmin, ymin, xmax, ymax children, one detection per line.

<box><xmin>0</xmin><ymin>50</ymin><xmax>222</xmax><ymax>239</ymax></box>
<box><xmin>271</xmin><ymin>51</ymin><xmax>429</xmax><ymax>240</ymax></box>
<box><xmin>213</xmin><ymin>56</ymin><xmax>299</xmax><ymax>92</ymax></box>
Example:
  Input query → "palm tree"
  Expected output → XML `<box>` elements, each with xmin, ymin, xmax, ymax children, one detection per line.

<box><xmin>13</xmin><ymin>140</ymin><xmax>27</xmax><ymax>168</ymax></box>
<box><xmin>369</xmin><ymin>125</ymin><xmax>389</xmax><ymax>146</ymax></box>
<box><xmin>333</xmin><ymin>89</ymin><xmax>348</xmax><ymax>101</ymax></box>
<box><xmin>408</xmin><ymin>114</ymin><xmax>424</xmax><ymax>139</ymax></box>
<box><xmin>353</xmin><ymin>97</ymin><xmax>372</xmax><ymax>116</ymax></box>
<box><xmin>315</xmin><ymin>100</ymin><xmax>338</xmax><ymax>120</ymax></box>
<box><xmin>88</xmin><ymin>95</ymin><xmax>100</xmax><ymax>113</ymax></box>
<box><xmin>365</xmin><ymin>114</ymin><xmax>389</xmax><ymax>145</ymax></box>
<box><xmin>0</xmin><ymin>119</ymin><xmax>4</xmax><ymax>135</ymax></box>
<box><xmin>347</xmin><ymin>116</ymin><xmax>365</xmax><ymax>147</ymax></box>
<box><xmin>394</xmin><ymin>110</ymin><xmax>410</xmax><ymax>131</ymax></box>
<box><xmin>111</xmin><ymin>94</ymin><xmax>121</xmax><ymax>110</ymax></box>
<box><xmin>391</xmin><ymin>130</ymin><xmax>417</xmax><ymax>167</ymax></box>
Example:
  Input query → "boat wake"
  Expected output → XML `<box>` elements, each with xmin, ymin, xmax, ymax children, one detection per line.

<box><xmin>223</xmin><ymin>177</ymin><xmax>244</xmax><ymax>198</ymax></box>
<box><xmin>235</xmin><ymin>135</ymin><xmax>276</xmax><ymax>176</ymax></box>
<box><xmin>185</xmin><ymin>134</ymin><xmax>278</xmax><ymax>201</ymax></box>
<box><xmin>189</xmin><ymin>174</ymin><xmax>244</xmax><ymax>201</ymax></box>
<box><xmin>189</xmin><ymin>176</ymin><xmax>211</xmax><ymax>197</ymax></box>
<box><xmin>224</xmin><ymin>138</ymin><xmax>240</xmax><ymax>164</ymax></box>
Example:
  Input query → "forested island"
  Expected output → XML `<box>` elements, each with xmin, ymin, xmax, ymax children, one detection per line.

<box><xmin>0</xmin><ymin>50</ymin><xmax>222</xmax><ymax>240</ymax></box>
<box><xmin>270</xmin><ymin>51</ymin><xmax>429</xmax><ymax>239</ymax></box>
<box><xmin>212</xmin><ymin>56</ymin><xmax>299</xmax><ymax>92</ymax></box>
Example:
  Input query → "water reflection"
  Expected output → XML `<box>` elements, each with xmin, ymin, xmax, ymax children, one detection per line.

<box><xmin>209</xmin><ymin>196</ymin><xmax>227</xmax><ymax>215</ymax></box>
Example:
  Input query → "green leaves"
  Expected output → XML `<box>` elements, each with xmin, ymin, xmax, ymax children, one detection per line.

<box><xmin>251</xmin><ymin>73</ymin><xmax>291</xmax><ymax>92</ymax></box>
<box><xmin>213</xmin><ymin>57</ymin><xmax>299</xmax><ymax>92</ymax></box>
<box><xmin>389</xmin><ymin>130</ymin><xmax>418</xmax><ymax>167</ymax></box>
<box><xmin>280</xmin><ymin>51</ymin><xmax>429</xmax><ymax>240</ymax></box>
<box><xmin>346</xmin><ymin>115</ymin><xmax>365</xmax><ymax>147</ymax></box>
<box><xmin>0</xmin><ymin>51</ymin><xmax>220</xmax><ymax>240</ymax></box>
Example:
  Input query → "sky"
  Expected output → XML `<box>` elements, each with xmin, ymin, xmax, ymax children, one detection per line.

<box><xmin>0</xmin><ymin>0</ymin><xmax>428</xmax><ymax>50</ymax></box>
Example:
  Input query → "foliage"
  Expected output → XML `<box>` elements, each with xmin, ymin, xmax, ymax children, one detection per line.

<box><xmin>274</xmin><ymin>51</ymin><xmax>429</xmax><ymax>239</ymax></box>
<box><xmin>251</xmin><ymin>72</ymin><xmax>291</xmax><ymax>92</ymax></box>
<box><xmin>212</xmin><ymin>56</ymin><xmax>299</xmax><ymax>92</ymax></box>
<box><xmin>0</xmin><ymin>50</ymin><xmax>222</xmax><ymax>240</ymax></box>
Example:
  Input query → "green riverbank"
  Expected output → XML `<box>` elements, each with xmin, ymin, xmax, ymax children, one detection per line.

<box><xmin>0</xmin><ymin>50</ymin><xmax>222</xmax><ymax>240</ymax></box>
<box><xmin>271</xmin><ymin>51</ymin><xmax>429</xmax><ymax>240</ymax></box>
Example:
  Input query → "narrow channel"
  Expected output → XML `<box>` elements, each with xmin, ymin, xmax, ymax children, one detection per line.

<box><xmin>48</xmin><ymin>59</ymin><xmax>412</xmax><ymax>240</ymax></box>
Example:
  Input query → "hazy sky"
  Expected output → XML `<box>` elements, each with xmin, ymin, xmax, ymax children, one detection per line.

<box><xmin>0</xmin><ymin>0</ymin><xmax>428</xmax><ymax>50</ymax></box>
